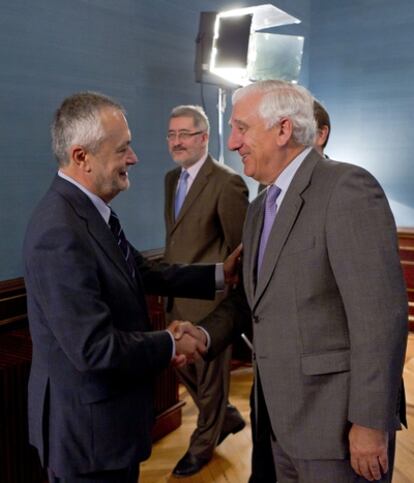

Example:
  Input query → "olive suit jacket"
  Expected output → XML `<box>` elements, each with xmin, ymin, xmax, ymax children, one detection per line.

<box><xmin>201</xmin><ymin>149</ymin><xmax>408</xmax><ymax>460</ymax></box>
<box><xmin>164</xmin><ymin>155</ymin><xmax>248</xmax><ymax>321</ymax></box>
<box><xmin>23</xmin><ymin>175</ymin><xmax>216</xmax><ymax>477</ymax></box>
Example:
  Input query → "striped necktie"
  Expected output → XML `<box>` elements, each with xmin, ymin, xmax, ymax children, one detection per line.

<box><xmin>108</xmin><ymin>209</ymin><xmax>136</xmax><ymax>278</ymax></box>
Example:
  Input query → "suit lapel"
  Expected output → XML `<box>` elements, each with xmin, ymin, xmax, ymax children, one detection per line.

<box><xmin>52</xmin><ymin>176</ymin><xmax>138</xmax><ymax>294</ymax></box>
<box><xmin>252</xmin><ymin>150</ymin><xmax>321</xmax><ymax>309</ymax></box>
<box><xmin>86</xmin><ymin>211</ymin><xmax>139</xmax><ymax>293</ymax></box>
<box><xmin>169</xmin><ymin>157</ymin><xmax>214</xmax><ymax>235</ymax></box>
<box><xmin>243</xmin><ymin>191</ymin><xmax>266</xmax><ymax>307</ymax></box>
<box><xmin>253</xmin><ymin>194</ymin><xmax>303</xmax><ymax>307</ymax></box>
<box><xmin>165</xmin><ymin>168</ymin><xmax>180</xmax><ymax>232</ymax></box>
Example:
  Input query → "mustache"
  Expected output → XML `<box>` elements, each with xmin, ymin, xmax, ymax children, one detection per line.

<box><xmin>172</xmin><ymin>146</ymin><xmax>186</xmax><ymax>152</ymax></box>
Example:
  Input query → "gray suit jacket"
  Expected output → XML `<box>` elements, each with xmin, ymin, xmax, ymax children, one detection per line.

<box><xmin>201</xmin><ymin>149</ymin><xmax>408</xmax><ymax>460</ymax></box>
<box><xmin>164</xmin><ymin>155</ymin><xmax>248</xmax><ymax>322</ymax></box>
<box><xmin>23</xmin><ymin>175</ymin><xmax>216</xmax><ymax>476</ymax></box>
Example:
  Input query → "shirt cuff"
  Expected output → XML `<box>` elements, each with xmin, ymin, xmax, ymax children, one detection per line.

<box><xmin>215</xmin><ymin>263</ymin><xmax>224</xmax><ymax>291</ymax></box>
<box><xmin>166</xmin><ymin>330</ymin><xmax>176</xmax><ymax>359</ymax></box>
<box><xmin>197</xmin><ymin>326</ymin><xmax>211</xmax><ymax>349</ymax></box>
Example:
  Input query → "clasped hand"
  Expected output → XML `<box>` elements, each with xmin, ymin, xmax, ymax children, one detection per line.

<box><xmin>165</xmin><ymin>245</ymin><xmax>242</xmax><ymax>368</ymax></box>
<box><xmin>223</xmin><ymin>243</ymin><xmax>243</xmax><ymax>287</ymax></box>
<box><xmin>167</xmin><ymin>321</ymin><xmax>207</xmax><ymax>368</ymax></box>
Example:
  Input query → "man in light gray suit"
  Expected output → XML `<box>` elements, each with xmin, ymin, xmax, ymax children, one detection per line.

<box><xmin>176</xmin><ymin>80</ymin><xmax>408</xmax><ymax>482</ymax></box>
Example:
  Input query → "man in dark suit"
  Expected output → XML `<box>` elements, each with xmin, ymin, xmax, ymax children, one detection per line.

<box><xmin>164</xmin><ymin>105</ymin><xmax>248</xmax><ymax>476</ymax></box>
<box><xmin>23</xmin><ymin>92</ymin><xmax>221</xmax><ymax>483</ymax></box>
<box><xmin>176</xmin><ymin>80</ymin><xmax>408</xmax><ymax>482</ymax></box>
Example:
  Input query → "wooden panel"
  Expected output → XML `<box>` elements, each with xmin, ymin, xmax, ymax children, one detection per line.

<box><xmin>400</xmin><ymin>248</ymin><xmax>414</xmax><ymax>262</ymax></box>
<box><xmin>0</xmin><ymin>278</ymin><xmax>27</xmax><ymax>329</ymax></box>
<box><xmin>146</xmin><ymin>293</ymin><xmax>183</xmax><ymax>439</ymax></box>
<box><xmin>398</xmin><ymin>229</ymin><xmax>414</xmax><ymax>332</ymax></box>
<box><xmin>399</xmin><ymin>228</ymin><xmax>414</xmax><ymax>244</ymax></box>
<box><xmin>402</xmin><ymin>264</ymin><xmax>414</xmax><ymax>292</ymax></box>
<box><xmin>0</xmin><ymin>329</ymin><xmax>46</xmax><ymax>483</ymax></box>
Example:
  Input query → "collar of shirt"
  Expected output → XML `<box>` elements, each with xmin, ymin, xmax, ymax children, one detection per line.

<box><xmin>269</xmin><ymin>146</ymin><xmax>312</xmax><ymax>211</ymax></box>
<box><xmin>58</xmin><ymin>170</ymin><xmax>111</xmax><ymax>223</ymax></box>
<box><xmin>178</xmin><ymin>152</ymin><xmax>208</xmax><ymax>194</ymax></box>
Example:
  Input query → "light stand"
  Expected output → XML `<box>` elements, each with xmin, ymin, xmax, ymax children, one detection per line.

<box><xmin>217</xmin><ymin>87</ymin><xmax>226</xmax><ymax>163</ymax></box>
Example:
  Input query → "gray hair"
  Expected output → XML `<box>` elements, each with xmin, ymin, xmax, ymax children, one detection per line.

<box><xmin>232</xmin><ymin>80</ymin><xmax>316</xmax><ymax>146</ymax></box>
<box><xmin>170</xmin><ymin>105</ymin><xmax>210</xmax><ymax>134</ymax></box>
<box><xmin>51</xmin><ymin>91</ymin><xmax>125</xmax><ymax>166</ymax></box>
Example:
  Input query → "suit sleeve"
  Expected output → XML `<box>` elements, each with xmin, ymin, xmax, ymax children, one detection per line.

<box><xmin>325</xmin><ymin>166</ymin><xmax>408</xmax><ymax>430</ymax></box>
<box><xmin>133</xmin><ymin>249</ymin><xmax>217</xmax><ymax>300</ymax></box>
<box><xmin>198</xmin><ymin>279</ymin><xmax>251</xmax><ymax>359</ymax></box>
<box><xmin>26</xmin><ymin>223</ymin><xmax>172</xmax><ymax>374</ymax></box>
<box><xmin>217</xmin><ymin>174</ymin><xmax>249</xmax><ymax>252</ymax></box>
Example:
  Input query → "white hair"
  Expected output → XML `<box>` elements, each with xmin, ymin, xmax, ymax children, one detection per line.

<box><xmin>232</xmin><ymin>80</ymin><xmax>317</xmax><ymax>146</ymax></box>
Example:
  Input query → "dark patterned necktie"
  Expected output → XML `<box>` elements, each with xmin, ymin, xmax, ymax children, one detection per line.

<box><xmin>108</xmin><ymin>209</ymin><xmax>136</xmax><ymax>278</ymax></box>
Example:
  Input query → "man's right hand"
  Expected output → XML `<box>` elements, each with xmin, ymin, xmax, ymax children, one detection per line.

<box><xmin>167</xmin><ymin>321</ymin><xmax>207</xmax><ymax>367</ymax></box>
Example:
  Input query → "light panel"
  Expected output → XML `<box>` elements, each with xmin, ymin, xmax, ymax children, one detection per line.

<box><xmin>209</xmin><ymin>4</ymin><xmax>303</xmax><ymax>87</ymax></box>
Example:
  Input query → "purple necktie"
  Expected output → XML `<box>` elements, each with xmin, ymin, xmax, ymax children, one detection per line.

<box><xmin>174</xmin><ymin>170</ymin><xmax>189</xmax><ymax>220</ymax></box>
<box><xmin>257</xmin><ymin>184</ymin><xmax>282</xmax><ymax>274</ymax></box>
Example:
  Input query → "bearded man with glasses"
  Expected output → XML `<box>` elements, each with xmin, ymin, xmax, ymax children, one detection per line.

<box><xmin>163</xmin><ymin>104</ymin><xmax>249</xmax><ymax>477</ymax></box>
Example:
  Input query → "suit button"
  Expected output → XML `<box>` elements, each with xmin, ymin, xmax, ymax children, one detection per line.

<box><xmin>253</xmin><ymin>315</ymin><xmax>260</xmax><ymax>324</ymax></box>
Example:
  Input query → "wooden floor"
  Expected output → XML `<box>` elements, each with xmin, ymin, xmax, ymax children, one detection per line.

<box><xmin>140</xmin><ymin>365</ymin><xmax>253</xmax><ymax>483</ymax></box>
<box><xmin>141</xmin><ymin>334</ymin><xmax>414</xmax><ymax>483</ymax></box>
<box><xmin>394</xmin><ymin>333</ymin><xmax>414</xmax><ymax>483</ymax></box>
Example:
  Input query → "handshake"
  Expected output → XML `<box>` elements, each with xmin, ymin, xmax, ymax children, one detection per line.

<box><xmin>166</xmin><ymin>244</ymin><xmax>243</xmax><ymax>368</ymax></box>
<box><xmin>167</xmin><ymin>321</ymin><xmax>208</xmax><ymax>368</ymax></box>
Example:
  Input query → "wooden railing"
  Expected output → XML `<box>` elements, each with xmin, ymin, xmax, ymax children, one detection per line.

<box><xmin>398</xmin><ymin>228</ymin><xmax>414</xmax><ymax>331</ymax></box>
<box><xmin>0</xmin><ymin>277</ymin><xmax>28</xmax><ymax>329</ymax></box>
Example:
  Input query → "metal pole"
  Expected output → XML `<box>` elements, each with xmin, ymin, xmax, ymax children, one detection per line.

<box><xmin>217</xmin><ymin>87</ymin><xmax>226</xmax><ymax>163</ymax></box>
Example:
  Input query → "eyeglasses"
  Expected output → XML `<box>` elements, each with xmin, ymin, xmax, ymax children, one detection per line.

<box><xmin>166</xmin><ymin>131</ymin><xmax>204</xmax><ymax>142</ymax></box>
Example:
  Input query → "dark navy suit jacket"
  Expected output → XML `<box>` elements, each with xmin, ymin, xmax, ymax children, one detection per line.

<box><xmin>23</xmin><ymin>175</ymin><xmax>215</xmax><ymax>477</ymax></box>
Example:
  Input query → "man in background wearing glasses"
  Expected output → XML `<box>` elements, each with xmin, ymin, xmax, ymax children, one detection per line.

<box><xmin>164</xmin><ymin>105</ymin><xmax>249</xmax><ymax>477</ymax></box>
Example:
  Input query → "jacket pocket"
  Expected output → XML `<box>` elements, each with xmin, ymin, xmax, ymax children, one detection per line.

<box><xmin>301</xmin><ymin>349</ymin><xmax>350</xmax><ymax>375</ymax></box>
<box><xmin>282</xmin><ymin>236</ymin><xmax>316</xmax><ymax>256</ymax></box>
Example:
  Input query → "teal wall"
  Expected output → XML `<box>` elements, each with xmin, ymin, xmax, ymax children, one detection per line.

<box><xmin>1</xmin><ymin>0</ymin><xmax>413</xmax><ymax>280</ymax></box>
<box><xmin>0</xmin><ymin>0</ymin><xmax>309</xmax><ymax>279</ymax></box>
<box><xmin>308</xmin><ymin>0</ymin><xmax>414</xmax><ymax>225</ymax></box>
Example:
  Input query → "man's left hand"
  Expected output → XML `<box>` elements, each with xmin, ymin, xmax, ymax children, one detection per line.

<box><xmin>349</xmin><ymin>423</ymin><xmax>388</xmax><ymax>481</ymax></box>
<box><xmin>223</xmin><ymin>243</ymin><xmax>242</xmax><ymax>287</ymax></box>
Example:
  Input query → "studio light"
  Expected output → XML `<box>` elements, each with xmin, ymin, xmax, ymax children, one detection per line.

<box><xmin>195</xmin><ymin>4</ymin><xmax>304</xmax><ymax>87</ymax></box>
<box><xmin>194</xmin><ymin>4</ymin><xmax>304</xmax><ymax>164</ymax></box>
